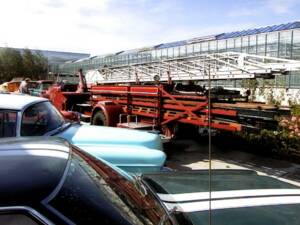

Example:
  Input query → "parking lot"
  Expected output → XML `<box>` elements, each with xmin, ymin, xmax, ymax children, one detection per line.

<box><xmin>165</xmin><ymin>138</ymin><xmax>300</xmax><ymax>182</ymax></box>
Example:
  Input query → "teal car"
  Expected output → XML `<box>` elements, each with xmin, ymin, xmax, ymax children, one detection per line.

<box><xmin>28</xmin><ymin>80</ymin><xmax>53</xmax><ymax>97</ymax></box>
<box><xmin>0</xmin><ymin>93</ymin><xmax>166</xmax><ymax>173</ymax></box>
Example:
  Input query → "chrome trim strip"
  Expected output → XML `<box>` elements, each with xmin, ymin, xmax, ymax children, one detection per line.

<box><xmin>158</xmin><ymin>189</ymin><xmax>300</xmax><ymax>202</ymax></box>
<box><xmin>163</xmin><ymin>196</ymin><xmax>300</xmax><ymax>212</ymax></box>
<box><xmin>0</xmin><ymin>149</ymin><xmax>69</xmax><ymax>159</ymax></box>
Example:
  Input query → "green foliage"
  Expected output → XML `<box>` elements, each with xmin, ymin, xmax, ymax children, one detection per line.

<box><xmin>290</xmin><ymin>105</ymin><xmax>300</xmax><ymax>116</ymax></box>
<box><xmin>240</xmin><ymin>129</ymin><xmax>300</xmax><ymax>156</ymax></box>
<box><xmin>0</xmin><ymin>47</ymin><xmax>48</xmax><ymax>82</ymax></box>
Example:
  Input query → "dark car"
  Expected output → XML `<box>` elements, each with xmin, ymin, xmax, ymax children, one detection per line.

<box><xmin>2</xmin><ymin>137</ymin><xmax>300</xmax><ymax>225</ymax></box>
<box><xmin>142</xmin><ymin>170</ymin><xmax>300</xmax><ymax>225</ymax></box>
<box><xmin>0</xmin><ymin>137</ymin><xmax>173</xmax><ymax>225</ymax></box>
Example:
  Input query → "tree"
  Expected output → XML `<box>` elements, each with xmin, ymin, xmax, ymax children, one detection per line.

<box><xmin>0</xmin><ymin>48</ymin><xmax>24</xmax><ymax>81</ymax></box>
<box><xmin>33</xmin><ymin>51</ymin><xmax>48</xmax><ymax>79</ymax></box>
<box><xmin>23</xmin><ymin>49</ymin><xmax>48</xmax><ymax>79</ymax></box>
<box><xmin>22</xmin><ymin>48</ymin><xmax>35</xmax><ymax>78</ymax></box>
<box><xmin>0</xmin><ymin>47</ymin><xmax>48</xmax><ymax>82</ymax></box>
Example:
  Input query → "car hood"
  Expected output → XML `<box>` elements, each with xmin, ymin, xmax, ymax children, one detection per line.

<box><xmin>56</xmin><ymin>123</ymin><xmax>166</xmax><ymax>172</ymax></box>
<box><xmin>57</xmin><ymin>123</ymin><xmax>163</xmax><ymax>150</ymax></box>
<box><xmin>142</xmin><ymin>170</ymin><xmax>300</xmax><ymax>225</ymax></box>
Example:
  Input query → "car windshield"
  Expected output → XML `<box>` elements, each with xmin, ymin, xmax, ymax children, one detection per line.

<box><xmin>0</xmin><ymin>110</ymin><xmax>17</xmax><ymax>137</ymax></box>
<box><xmin>41</xmin><ymin>82</ymin><xmax>53</xmax><ymax>90</ymax></box>
<box><xmin>21</xmin><ymin>101</ymin><xmax>64</xmax><ymax>136</ymax></box>
<box><xmin>56</xmin><ymin>74</ymin><xmax>79</xmax><ymax>84</ymax></box>
<box><xmin>46</xmin><ymin>146</ymin><xmax>171</xmax><ymax>225</ymax></box>
<box><xmin>143</xmin><ymin>170</ymin><xmax>300</xmax><ymax>225</ymax></box>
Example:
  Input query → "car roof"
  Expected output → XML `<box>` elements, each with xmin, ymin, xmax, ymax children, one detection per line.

<box><xmin>0</xmin><ymin>137</ymin><xmax>70</xmax><ymax>206</ymax></box>
<box><xmin>0</xmin><ymin>93</ymin><xmax>48</xmax><ymax>110</ymax></box>
<box><xmin>0</xmin><ymin>137</ymin><xmax>70</xmax><ymax>152</ymax></box>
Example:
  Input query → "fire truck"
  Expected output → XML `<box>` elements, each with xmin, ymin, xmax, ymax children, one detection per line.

<box><xmin>47</xmin><ymin>52</ymin><xmax>300</xmax><ymax>138</ymax></box>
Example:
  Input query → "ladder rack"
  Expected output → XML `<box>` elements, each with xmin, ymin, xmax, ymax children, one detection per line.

<box><xmin>85</xmin><ymin>52</ymin><xmax>300</xmax><ymax>84</ymax></box>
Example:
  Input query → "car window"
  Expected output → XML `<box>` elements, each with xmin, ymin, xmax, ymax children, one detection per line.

<box><xmin>0</xmin><ymin>110</ymin><xmax>17</xmax><ymax>137</ymax></box>
<box><xmin>0</xmin><ymin>213</ymin><xmax>42</xmax><ymax>225</ymax></box>
<box><xmin>0</xmin><ymin>213</ymin><xmax>39</xmax><ymax>225</ymax></box>
<box><xmin>48</xmin><ymin>152</ymin><xmax>143</xmax><ymax>225</ymax></box>
<box><xmin>47</xmin><ymin>147</ymin><xmax>170</xmax><ymax>225</ymax></box>
<box><xmin>21</xmin><ymin>102</ymin><xmax>64</xmax><ymax>136</ymax></box>
<box><xmin>0</xmin><ymin>209</ymin><xmax>51</xmax><ymax>225</ymax></box>
<box><xmin>42</xmin><ymin>83</ymin><xmax>52</xmax><ymax>90</ymax></box>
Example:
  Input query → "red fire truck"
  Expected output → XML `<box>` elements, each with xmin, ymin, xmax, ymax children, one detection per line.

<box><xmin>47</xmin><ymin>52</ymin><xmax>300</xmax><ymax>138</ymax></box>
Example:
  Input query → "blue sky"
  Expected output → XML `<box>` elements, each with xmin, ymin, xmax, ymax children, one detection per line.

<box><xmin>0</xmin><ymin>0</ymin><xmax>299</xmax><ymax>55</ymax></box>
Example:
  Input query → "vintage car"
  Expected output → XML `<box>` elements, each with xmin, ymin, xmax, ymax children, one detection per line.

<box><xmin>142</xmin><ymin>170</ymin><xmax>300</xmax><ymax>225</ymax></box>
<box><xmin>0</xmin><ymin>93</ymin><xmax>166</xmax><ymax>173</ymax></box>
<box><xmin>1</xmin><ymin>137</ymin><xmax>300</xmax><ymax>225</ymax></box>
<box><xmin>28</xmin><ymin>80</ymin><xmax>53</xmax><ymax>97</ymax></box>
<box><xmin>0</xmin><ymin>137</ymin><xmax>172</xmax><ymax>225</ymax></box>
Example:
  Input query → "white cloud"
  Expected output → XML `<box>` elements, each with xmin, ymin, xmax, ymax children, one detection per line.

<box><xmin>265</xmin><ymin>0</ymin><xmax>298</xmax><ymax>14</ymax></box>
<box><xmin>0</xmin><ymin>0</ymin><xmax>297</xmax><ymax>56</ymax></box>
<box><xmin>0</xmin><ymin>0</ymin><xmax>185</xmax><ymax>54</ymax></box>
<box><xmin>228</xmin><ymin>0</ymin><xmax>299</xmax><ymax>17</ymax></box>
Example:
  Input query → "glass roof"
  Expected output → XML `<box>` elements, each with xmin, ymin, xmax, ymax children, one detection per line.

<box><xmin>216</xmin><ymin>21</ymin><xmax>300</xmax><ymax>39</ymax></box>
<box><xmin>157</xmin><ymin>21</ymin><xmax>300</xmax><ymax>49</ymax></box>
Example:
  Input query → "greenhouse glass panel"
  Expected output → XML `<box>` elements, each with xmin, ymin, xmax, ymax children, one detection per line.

<box><xmin>266</xmin><ymin>32</ymin><xmax>279</xmax><ymax>57</ymax></box>
<box><xmin>179</xmin><ymin>45</ymin><xmax>187</xmax><ymax>56</ymax></box>
<box><xmin>217</xmin><ymin>40</ymin><xmax>226</xmax><ymax>52</ymax></box>
<box><xmin>201</xmin><ymin>42</ymin><xmax>209</xmax><ymax>53</ymax></box>
<box><xmin>234</xmin><ymin>37</ymin><xmax>242</xmax><ymax>52</ymax></box>
<box><xmin>156</xmin><ymin>50</ymin><xmax>162</xmax><ymax>60</ymax></box>
<box><xmin>168</xmin><ymin>48</ymin><xmax>174</xmax><ymax>58</ymax></box>
<box><xmin>227</xmin><ymin>39</ymin><xmax>234</xmax><ymax>51</ymax></box>
<box><xmin>187</xmin><ymin>44</ymin><xmax>194</xmax><ymax>55</ymax></box>
<box><xmin>293</xmin><ymin>29</ymin><xmax>300</xmax><ymax>60</ymax></box>
<box><xmin>209</xmin><ymin>41</ymin><xmax>217</xmax><ymax>52</ymax></box>
<box><xmin>173</xmin><ymin>47</ymin><xmax>179</xmax><ymax>57</ymax></box>
<box><xmin>241</xmin><ymin>36</ymin><xmax>249</xmax><ymax>53</ymax></box>
<box><xmin>248</xmin><ymin>35</ymin><xmax>257</xmax><ymax>54</ymax></box>
<box><xmin>151</xmin><ymin>50</ymin><xmax>156</xmax><ymax>60</ymax></box>
<box><xmin>288</xmin><ymin>73</ymin><xmax>300</xmax><ymax>88</ymax></box>
<box><xmin>194</xmin><ymin>43</ymin><xmax>201</xmax><ymax>54</ymax></box>
<box><xmin>162</xmin><ymin>48</ymin><xmax>168</xmax><ymax>59</ymax></box>
<box><xmin>257</xmin><ymin>34</ymin><xmax>266</xmax><ymax>55</ymax></box>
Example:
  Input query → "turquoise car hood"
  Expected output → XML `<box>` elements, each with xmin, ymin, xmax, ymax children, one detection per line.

<box><xmin>56</xmin><ymin>123</ymin><xmax>166</xmax><ymax>173</ymax></box>
<box><xmin>57</xmin><ymin>123</ymin><xmax>163</xmax><ymax>150</ymax></box>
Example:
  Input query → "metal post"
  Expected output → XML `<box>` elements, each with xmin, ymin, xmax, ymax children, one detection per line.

<box><xmin>208</xmin><ymin>64</ymin><xmax>212</xmax><ymax>225</ymax></box>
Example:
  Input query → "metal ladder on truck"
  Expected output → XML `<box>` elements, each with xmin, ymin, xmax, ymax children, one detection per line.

<box><xmin>85</xmin><ymin>52</ymin><xmax>300</xmax><ymax>84</ymax></box>
<box><xmin>83</xmin><ymin>52</ymin><xmax>300</xmax><ymax>137</ymax></box>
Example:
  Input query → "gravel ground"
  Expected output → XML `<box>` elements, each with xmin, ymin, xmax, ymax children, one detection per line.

<box><xmin>164</xmin><ymin>138</ymin><xmax>300</xmax><ymax>182</ymax></box>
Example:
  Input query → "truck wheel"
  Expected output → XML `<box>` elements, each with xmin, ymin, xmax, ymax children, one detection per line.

<box><xmin>92</xmin><ymin>111</ymin><xmax>107</xmax><ymax>126</ymax></box>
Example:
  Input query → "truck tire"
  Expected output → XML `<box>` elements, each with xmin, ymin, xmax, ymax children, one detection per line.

<box><xmin>92</xmin><ymin>111</ymin><xmax>107</xmax><ymax>126</ymax></box>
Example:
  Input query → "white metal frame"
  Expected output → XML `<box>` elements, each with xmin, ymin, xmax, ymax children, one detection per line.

<box><xmin>86</xmin><ymin>52</ymin><xmax>300</xmax><ymax>84</ymax></box>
